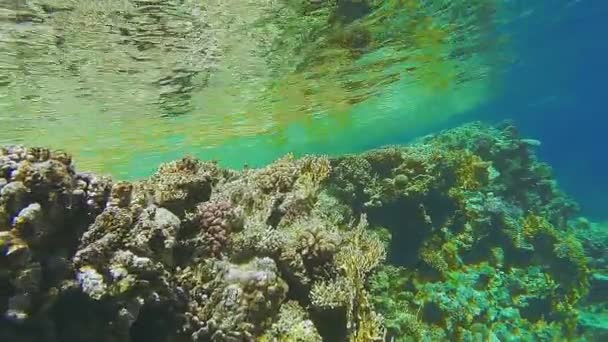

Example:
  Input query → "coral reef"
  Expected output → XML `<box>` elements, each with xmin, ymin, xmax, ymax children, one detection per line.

<box><xmin>573</xmin><ymin>218</ymin><xmax>608</xmax><ymax>340</ymax></box>
<box><xmin>0</xmin><ymin>122</ymin><xmax>601</xmax><ymax>341</ymax></box>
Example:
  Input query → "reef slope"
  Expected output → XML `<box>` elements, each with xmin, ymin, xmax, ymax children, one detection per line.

<box><xmin>0</xmin><ymin>122</ymin><xmax>603</xmax><ymax>341</ymax></box>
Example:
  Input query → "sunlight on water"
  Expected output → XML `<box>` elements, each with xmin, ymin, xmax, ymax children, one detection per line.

<box><xmin>0</xmin><ymin>0</ymin><xmax>514</xmax><ymax>177</ymax></box>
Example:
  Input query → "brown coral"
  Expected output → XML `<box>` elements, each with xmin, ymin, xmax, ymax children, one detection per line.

<box><xmin>145</xmin><ymin>156</ymin><xmax>215</xmax><ymax>214</ymax></box>
<box><xmin>107</xmin><ymin>181</ymin><xmax>134</xmax><ymax>208</ymax></box>
<box><xmin>255</xmin><ymin>153</ymin><xmax>300</xmax><ymax>193</ymax></box>
<box><xmin>189</xmin><ymin>200</ymin><xmax>244</xmax><ymax>258</ymax></box>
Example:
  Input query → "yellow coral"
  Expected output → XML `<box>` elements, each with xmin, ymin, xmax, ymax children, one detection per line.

<box><xmin>455</xmin><ymin>151</ymin><xmax>491</xmax><ymax>191</ymax></box>
<box><xmin>522</xmin><ymin>214</ymin><xmax>554</xmax><ymax>239</ymax></box>
<box><xmin>299</xmin><ymin>156</ymin><xmax>331</xmax><ymax>184</ymax></box>
<box><xmin>420</xmin><ymin>246</ymin><xmax>449</xmax><ymax>274</ymax></box>
<box><xmin>335</xmin><ymin>215</ymin><xmax>386</xmax><ymax>341</ymax></box>
<box><xmin>310</xmin><ymin>278</ymin><xmax>350</xmax><ymax>310</ymax></box>
<box><xmin>522</xmin><ymin>213</ymin><xmax>589</xmax><ymax>319</ymax></box>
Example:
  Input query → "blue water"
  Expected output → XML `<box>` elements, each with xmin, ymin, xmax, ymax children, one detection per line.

<box><xmin>298</xmin><ymin>1</ymin><xmax>608</xmax><ymax>220</ymax></box>
<box><xmin>381</xmin><ymin>1</ymin><xmax>607</xmax><ymax>220</ymax></box>
<box><xmin>487</xmin><ymin>1</ymin><xmax>608</xmax><ymax>220</ymax></box>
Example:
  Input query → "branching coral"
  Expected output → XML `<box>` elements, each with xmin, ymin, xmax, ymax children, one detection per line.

<box><xmin>453</xmin><ymin>151</ymin><xmax>492</xmax><ymax>191</ymax></box>
<box><xmin>369</xmin><ymin>265</ymin><xmax>424</xmax><ymax>340</ymax></box>
<box><xmin>260</xmin><ymin>300</ymin><xmax>322</xmax><ymax>342</ymax></box>
<box><xmin>310</xmin><ymin>277</ymin><xmax>351</xmax><ymax>310</ymax></box>
<box><xmin>0</xmin><ymin>122</ymin><xmax>595</xmax><ymax>341</ymax></box>
<box><xmin>328</xmin><ymin>155</ymin><xmax>374</xmax><ymax>209</ymax></box>
<box><xmin>334</xmin><ymin>215</ymin><xmax>386</xmax><ymax>341</ymax></box>
<box><xmin>518</xmin><ymin>214</ymin><xmax>589</xmax><ymax>312</ymax></box>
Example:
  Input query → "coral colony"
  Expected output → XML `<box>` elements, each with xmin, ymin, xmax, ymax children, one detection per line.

<box><xmin>1</xmin><ymin>122</ymin><xmax>606</xmax><ymax>341</ymax></box>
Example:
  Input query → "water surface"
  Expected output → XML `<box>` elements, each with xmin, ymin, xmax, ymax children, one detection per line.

<box><xmin>0</xmin><ymin>0</ymin><xmax>604</xmax><ymax>218</ymax></box>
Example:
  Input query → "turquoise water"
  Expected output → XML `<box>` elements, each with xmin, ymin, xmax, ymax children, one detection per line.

<box><xmin>0</xmin><ymin>0</ymin><xmax>604</xmax><ymax>218</ymax></box>
<box><xmin>0</xmin><ymin>0</ymin><xmax>505</xmax><ymax>172</ymax></box>
<box><xmin>1</xmin><ymin>1</ymin><xmax>608</xmax><ymax>341</ymax></box>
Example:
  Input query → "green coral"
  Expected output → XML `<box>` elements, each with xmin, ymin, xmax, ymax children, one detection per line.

<box><xmin>369</xmin><ymin>266</ymin><xmax>423</xmax><ymax>340</ymax></box>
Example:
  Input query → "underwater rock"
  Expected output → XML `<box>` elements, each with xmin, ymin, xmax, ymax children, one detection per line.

<box><xmin>188</xmin><ymin>257</ymin><xmax>288</xmax><ymax>341</ymax></box>
<box><xmin>0</xmin><ymin>146</ymin><xmax>111</xmax><ymax>335</ymax></box>
<box><xmin>0</xmin><ymin>122</ymin><xmax>601</xmax><ymax>341</ymax></box>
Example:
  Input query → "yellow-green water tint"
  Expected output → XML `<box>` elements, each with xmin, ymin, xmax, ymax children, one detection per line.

<box><xmin>0</xmin><ymin>0</ymin><xmax>512</xmax><ymax>178</ymax></box>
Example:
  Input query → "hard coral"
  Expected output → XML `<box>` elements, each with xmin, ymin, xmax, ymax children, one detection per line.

<box><xmin>0</xmin><ymin>122</ymin><xmax>596</xmax><ymax>341</ymax></box>
<box><xmin>255</xmin><ymin>153</ymin><xmax>300</xmax><ymax>194</ymax></box>
<box><xmin>333</xmin><ymin>216</ymin><xmax>386</xmax><ymax>342</ymax></box>
<box><xmin>185</xmin><ymin>200</ymin><xmax>244</xmax><ymax>258</ymax></box>
<box><xmin>260</xmin><ymin>300</ymin><xmax>322</xmax><ymax>342</ymax></box>
<box><xmin>0</xmin><ymin>145</ymin><xmax>111</xmax><ymax>328</ymax></box>
<box><xmin>144</xmin><ymin>156</ymin><xmax>216</xmax><ymax>215</ymax></box>
<box><xmin>191</xmin><ymin>257</ymin><xmax>288</xmax><ymax>341</ymax></box>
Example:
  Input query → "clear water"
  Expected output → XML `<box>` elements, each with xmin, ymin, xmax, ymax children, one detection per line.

<box><xmin>0</xmin><ymin>0</ymin><xmax>605</xmax><ymax>219</ymax></box>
